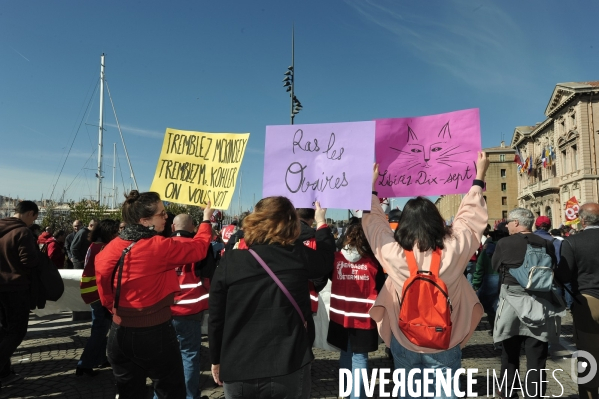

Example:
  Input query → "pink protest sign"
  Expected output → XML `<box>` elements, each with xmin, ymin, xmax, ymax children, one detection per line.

<box><xmin>263</xmin><ymin>121</ymin><xmax>375</xmax><ymax>209</ymax></box>
<box><xmin>375</xmin><ymin>108</ymin><xmax>481</xmax><ymax>197</ymax></box>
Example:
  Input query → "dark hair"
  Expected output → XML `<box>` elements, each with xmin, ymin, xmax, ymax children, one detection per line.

<box><xmin>161</xmin><ymin>212</ymin><xmax>176</xmax><ymax>237</ymax></box>
<box><xmin>388</xmin><ymin>209</ymin><xmax>402</xmax><ymax>223</ymax></box>
<box><xmin>348</xmin><ymin>217</ymin><xmax>360</xmax><ymax>226</ymax></box>
<box><xmin>121</xmin><ymin>190</ymin><xmax>161</xmax><ymax>225</ymax></box>
<box><xmin>239</xmin><ymin>211</ymin><xmax>250</xmax><ymax>228</ymax></box>
<box><xmin>394</xmin><ymin>196</ymin><xmax>452</xmax><ymax>251</ymax></box>
<box><xmin>549</xmin><ymin>229</ymin><xmax>562</xmax><ymax>237</ymax></box>
<box><xmin>15</xmin><ymin>200</ymin><xmax>39</xmax><ymax>215</ymax></box>
<box><xmin>297</xmin><ymin>208</ymin><xmax>315</xmax><ymax>221</ymax></box>
<box><xmin>484</xmin><ymin>224</ymin><xmax>491</xmax><ymax>236</ymax></box>
<box><xmin>29</xmin><ymin>224</ymin><xmax>41</xmax><ymax>235</ymax></box>
<box><xmin>53</xmin><ymin>230</ymin><xmax>66</xmax><ymax>239</ymax></box>
<box><xmin>342</xmin><ymin>221</ymin><xmax>373</xmax><ymax>258</ymax></box>
<box><xmin>244</xmin><ymin>197</ymin><xmax>300</xmax><ymax>246</ymax></box>
<box><xmin>90</xmin><ymin>219</ymin><xmax>119</xmax><ymax>243</ymax></box>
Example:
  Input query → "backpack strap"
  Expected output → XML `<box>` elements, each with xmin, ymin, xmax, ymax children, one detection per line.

<box><xmin>405</xmin><ymin>248</ymin><xmax>442</xmax><ymax>276</ymax></box>
<box><xmin>111</xmin><ymin>242</ymin><xmax>136</xmax><ymax>310</ymax></box>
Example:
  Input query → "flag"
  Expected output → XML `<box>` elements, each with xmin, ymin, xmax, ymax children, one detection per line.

<box><xmin>547</xmin><ymin>147</ymin><xmax>553</xmax><ymax>167</ymax></box>
<box><xmin>564</xmin><ymin>196</ymin><xmax>580</xmax><ymax>225</ymax></box>
<box><xmin>514</xmin><ymin>147</ymin><xmax>523</xmax><ymax>166</ymax></box>
<box><xmin>522</xmin><ymin>156</ymin><xmax>529</xmax><ymax>174</ymax></box>
<box><xmin>542</xmin><ymin>147</ymin><xmax>547</xmax><ymax>168</ymax></box>
<box><xmin>550</xmin><ymin>145</ymin><xmax>556</xmax><ymax>160</ymax></box>
<box><xmin>528</xmin><ymin>156</ymin><xmax>533</xmax><ymax>174</ymax></box>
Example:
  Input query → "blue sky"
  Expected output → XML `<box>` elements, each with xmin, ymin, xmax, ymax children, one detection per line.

<box><xmin>2</xmin><ymin>0</ymin><xmax>599</xmax><ymax>221</ymax></box>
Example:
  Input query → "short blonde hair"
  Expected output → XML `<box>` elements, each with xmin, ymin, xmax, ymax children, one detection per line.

<box><xmin>243</xmin><ymin>197</ymin><xmax>300</xmax><ymax>246</ymax></box>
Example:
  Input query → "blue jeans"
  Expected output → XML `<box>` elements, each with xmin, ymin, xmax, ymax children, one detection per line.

<box><xmin>153</xmin><ymin>316</ymin><xmax>203</xmax><ymax>399</ymax></box>
<box><xmin>465</xmin><ymin>261</ymin><xmax>476</xmax><ymax>286</ymax></box>
<box><xmin>108</xmin><ymin>320</ymin><xmax>185</xmax><ymax>399</ymax></box>
<box><xmin>390</xmin><ymin>334</ymin><xmax>462</xmax><ymax>399</ymax></box>
<box><xmin>555</xmin><ymin>283</ymin><xmax>574</xmax><ymax>309</ymax></box>
<box><xmin>339</xmin><ymin>340</ymin><xmax>369</xmax><ymax>399</ymax></box>
<box><xmin>78</xmin><ymin>301</ymin><xmax>111</xmax><ymax>368</ymax></box>
<box><xmin>477</xmin><ymin>273</ymin><xmax>499</xmax><ymax>330</ymax></box>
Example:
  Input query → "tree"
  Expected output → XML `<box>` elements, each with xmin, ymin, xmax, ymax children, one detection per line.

<box><xmin>68</xmin><ymin>200</ymin><xmax>111</xmax><ymax>225</ymax></box>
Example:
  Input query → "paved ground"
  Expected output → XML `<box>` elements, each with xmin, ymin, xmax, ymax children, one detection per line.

<box><xmin>1</xmin><ymin>311</ymin><xmax>580</xmax><ymax>398</ymax></box>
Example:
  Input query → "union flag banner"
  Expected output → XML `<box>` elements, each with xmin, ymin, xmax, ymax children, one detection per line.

<box><xmin>564</xmin><ymin>196</ymin><xmax>580</xmax><ymax>225</ymax></box>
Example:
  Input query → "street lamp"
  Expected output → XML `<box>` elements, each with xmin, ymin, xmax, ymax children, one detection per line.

<box><xmin>283</xmin><ymin>26</ymin><xmax>302</xmax><ymax>124</ymax></box>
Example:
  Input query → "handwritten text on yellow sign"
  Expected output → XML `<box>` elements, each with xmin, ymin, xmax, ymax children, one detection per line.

<box><xmin>150</xmin><ymin>128</ymin><xmax>249</xmax><ymax>209</ymax></box>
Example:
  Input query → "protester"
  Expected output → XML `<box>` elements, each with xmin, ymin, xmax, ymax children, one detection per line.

<box><xmin>47</xmin><ymin>230</ymin><xmax>66</xmax><ymax>268</ymax></box>
<box><xmin>77</xmin><ymin>219</ymin><xmax>119</xmax><ymax>377</ymax></box>
<box><xmin>209</xmin><ymin>197</ymin><xmax>335</xmax><ymax>398</ymax></box>
<box><xmin>472</xmin><ymin>222</ymin><xmax>508</xmax><ymax>338</ymax></box>
<box><xmin>65</xmin><ymin>220</ymin><xmax>83</xmax><ymax>269</ymax></box>
<box><xmin>119</xmin><ymin>221</ymin><xmax>126</xmax><ymax>232</ymax></box>
<box><xmin>362</xmin><ymin>152</ymin><xmax>489</xmax><ymax>398</ymax></box>
<box><xmin>95</xmin><ymin>191</ymin><xmax>214</xmax><ymax>399</ymax></box>
<box><xmin>0</xmin><ymin>200</ymin><xmax>40</xmax><ymax>388</ymax></box>
<box><xmin>164</xmin><ymin>213</ymin><xmax>212</xmax><ymax>399</ymax></box>
<box><xmin>297</xmin><ymin>207</ymin><xmax>333</xmax><ymax>346</ymax></box>
<box><xmin>29</xmin><ymin>224</ymin><xmax>41</xmax><ymax>240</ymax></box>
<box><xmin>327</xmin><ymin>220</ymin><xmax>384</xmax><ymax>399</ymax></box>
<box><xmin>223</xmin><ymin>211</ymin><xmax>250</xmax><ymax>252</ymax></box>
<box><xmin>492</xmin><ymin>208</ymin><xmax>566</xmax><ymax>399</ymax></box>
<box><xmin>556</xmin><ymin>203</ymin><xmax>599</xmax><ymax>399</ymax></box>
<box><xmin>71</xmin><ymin>219</ymin><xmax>98</xmax><ymax>269</ymax></box>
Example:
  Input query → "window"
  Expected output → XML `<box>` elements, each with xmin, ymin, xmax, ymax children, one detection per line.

<box><xmin>499</xmin><ymin>154</ymin><xmax>506</xmax><ymax>162</ymax></box>
<box><xmin>502</xmin><ymin>210</ymin><xmax>508</xmax><ymax>219</ymax></box>
<box><xmin>572</xmin><ymin>145</ymin><xmax>578</xmax><ymax>170</ymax></box>
<box><xmin>501</xmin><ymin>169</ymin><xmax>506</xmax><ymax>178</ymax></box>
<box><xmin>501</xmin><ymin>183</ymin><xmax>507</xmax><ymax>191</ymax></box>
<box><xmin>562</xmin><ymin>150</ymin><xmax>568</xmax><ymax>174</ymax></box>
<box><xmin>502</xmin><ymin>197</ymin><xmax>507</xmax><ymax>205</ymax></box>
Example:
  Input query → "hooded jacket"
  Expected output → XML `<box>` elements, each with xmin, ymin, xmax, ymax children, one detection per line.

<box><xmin>0</xmin><ymin>217</ymin><xmax>40</xmax><ymax>291</ymax></box>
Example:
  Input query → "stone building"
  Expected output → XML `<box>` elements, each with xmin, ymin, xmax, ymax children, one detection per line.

<box><xmin>434</xmin><ymin>143</ymin><xmax>517</xmax><ymax>227</ymax></box>
<box><xmin>511</xmin><ymin>81</ymin><xmax>599</xmax><ymax>227</ymax></box>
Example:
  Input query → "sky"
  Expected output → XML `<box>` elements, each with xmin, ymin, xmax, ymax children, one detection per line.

<box><xmin>2</xmin><ymin>0</ymin><xmax>599</xmax><ymax>221</ymax></box>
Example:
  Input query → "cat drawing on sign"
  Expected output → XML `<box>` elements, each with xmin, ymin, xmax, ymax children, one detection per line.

<box><xmin>389</xmin><ymin>122</ymin><xmax>469</xmax><ymax>170</ymax></box>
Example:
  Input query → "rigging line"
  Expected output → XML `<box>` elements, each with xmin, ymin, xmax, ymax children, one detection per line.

<box><xmin>105</xmin><ymin>80</ymin><xmax>138</xmax><ymax>190</ymax></box>
<box><xmin>64</xmin><ymin>148</ymin><xmax>98</xmax><ymax>193</ymax></box>
<box><xmin>46</xmin><ymin>76</ymin><xmax>100</xmax><ymax>198</ymax></box>
<box><xmin>49</xmin><ymin>78</ymin><xmax>100</xmax><ymax>201</ymax></box>
<box><xmin>115</xmin><ymin>148</ymin><xmax>128</xmax><ymax>197</ymax></box>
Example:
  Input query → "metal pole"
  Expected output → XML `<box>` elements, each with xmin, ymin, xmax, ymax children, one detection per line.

<box><xmin>290</xmin><ymin>25</ymin><xmax>294</xmax><ymax>125</ymax></box>
<box><xmin>112</xmin><ymin>143</ymin><xmax>116</xmax><ymax>209</ymax></box>
<box><xmin>97</xmin><ymin>53</ymin><xmax>105</xmax><ymax>205</ymax></box>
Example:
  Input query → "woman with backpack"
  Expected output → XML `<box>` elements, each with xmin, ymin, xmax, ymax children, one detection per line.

<box><xmin>362</xmin><ymin>152</ymin><xmax>489</xmax><ymax>399</ymax></box>
<box><xmin>327</xmin><ymin>220</ymin><xmax>385</xmax><ymax>399</ymax></box>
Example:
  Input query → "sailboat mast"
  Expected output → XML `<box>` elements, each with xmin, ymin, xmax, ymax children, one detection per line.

<box><xmin>97</xmin><ymin>53</ymin><xmax>105</xmax><ymax>205</ymax></box>
<box><xmin>112</xmin><ymin>143</ymin><xmax>116</xmax><ymax>209</ymax></box>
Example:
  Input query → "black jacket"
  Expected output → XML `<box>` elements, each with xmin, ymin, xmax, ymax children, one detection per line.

<box><xmin>556</xmin><ymin>228</ymin><xmax>599</xmax><ymax>299</ymax></box>
<box><xmin>208</xmin><ymin>226</ymin><xmax>335</xmax><ymax>381</ymax></box>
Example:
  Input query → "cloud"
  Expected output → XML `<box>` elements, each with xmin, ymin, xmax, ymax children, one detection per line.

<box><xmin>104</xmin><ymin>123</ymin><xmax>164</xmax><ymax>139</ymax></box>
<box><xmin>345</xmin><ymin>0</ymin><xmax>530</xmax><ymax>90</ymax></box>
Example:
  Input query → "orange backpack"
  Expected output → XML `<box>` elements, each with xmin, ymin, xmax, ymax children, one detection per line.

<box><xmin>398</xmin><ymin>248</ymin><xmax>453</xmax><ymax>350</ymax></box>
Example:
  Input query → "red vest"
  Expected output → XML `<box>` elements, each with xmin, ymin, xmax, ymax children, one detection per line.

<box><xmin>80</xmin><ymin>242</ymin><xmax>104</xmax><ymax>304</ymax></box>
<box><xmin>303</xmin><ymin>237</ymin><xmax>319</xmax><ymax>313</ymax></box>
<box><xmin>329</xmin><ymin>251</ymin><xmax>378</xmax><ymax>330</ymax></box>
<box><xmin>171</xmin><ymin>235</ymin><xmax>210</xmax><ymax>317</ymax></box>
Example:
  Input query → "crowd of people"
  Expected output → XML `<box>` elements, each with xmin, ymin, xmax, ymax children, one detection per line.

<box><xmin>0</xmin><ymin>150</ymin><xmax>597</xmax><ymax>399</ymax></box>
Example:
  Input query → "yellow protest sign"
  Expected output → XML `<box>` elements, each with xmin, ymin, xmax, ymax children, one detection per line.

<box><xmin>149</xmin><ymin>128</ymin><xmax>250</xmax><ymax>209</ymax></box>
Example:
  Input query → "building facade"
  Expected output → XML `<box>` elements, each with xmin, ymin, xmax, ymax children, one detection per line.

<box><xmin>434</xmin><ymin>143</ymin><xmax>517</xmax><ymax>227</ymax></box>
<box><xmin>511</xmin><ymin>81</ymin><xmax>599</xmax><ymax>227</ymax></box>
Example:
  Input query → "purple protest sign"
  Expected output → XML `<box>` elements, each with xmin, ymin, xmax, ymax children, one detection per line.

<box><xmin>263</xmin><ymin>121</ymin><xmax>375</xmax><ymax>209</ymax></box>
<box><xmin>375</xmin><ymin>108</ymin><xmax>481</xmax><ymax>197</ymax></box>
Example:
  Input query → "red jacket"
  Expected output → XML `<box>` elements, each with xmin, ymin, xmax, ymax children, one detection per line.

<box><xmin>95</xmin><ymin>222</ymin><xmax>212</xmax><ymax>312</ymax></box>
<box><xmin>38</xmin><ymin>231</ymin><xmax>53</xmax><ymax>245</ymax></box>
<box><xmin>329</xmin><ymin>250</ymin><xmax>378</xmax><ymax>330</ymax></box>
<box><xmin>171</xmin><ymin>233</ymin><xmax>210</xmax><ymax>317</ymax></box>
<box><xmin>47</xmin><ymin>238</ymin><xmax>65</xmax><ymax>269</ymax></box>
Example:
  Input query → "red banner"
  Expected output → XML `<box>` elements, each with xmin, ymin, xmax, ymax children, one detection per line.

<box><xmin>564</xmin><ymin>196</ymin><xmax>580</xmax><ymax>225</ymax></box>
